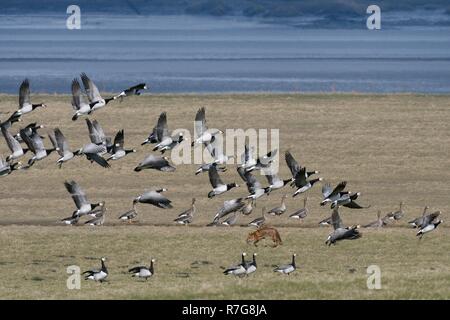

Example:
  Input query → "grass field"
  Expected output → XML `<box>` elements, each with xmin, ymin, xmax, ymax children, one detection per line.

<box><xmin>0</xmin><ymin>93</ymin><xmax>449</xmax><ymax>299</ymax></box>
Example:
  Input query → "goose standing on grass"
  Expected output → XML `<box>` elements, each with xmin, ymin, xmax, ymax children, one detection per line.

<box><xmin>289</xmin><ymin>197</ymin><xmax>309</xmax><ymax>220</ymax></box>
<box><xmin>115</xmin><ymin>83</ymin><xmax>147</xmax><ymax>101</ymax></box>
<box><xmin>274</xmin><ymin>254</ymin><xmax>297</xmax><ymax>275</ymax></box>
<box><xmin>133</xmin><ymin>188</ymin><xmax>172</xmax><ymax>209</ymax></box>
<box><xmin>210</xmin><ymin>198</ymin><xmax>245</xmax><ymax>225</ymax></box>
<box><xmin>80</xmin><ymin>73</ymin><xmax>115</xmax><ymax>113</ymax></box>
<box><xmin>385</xmin><ymin>201</ymin><xmax>405</xmax><ymax>221</ymax></box>
<box><xmin>292</xmin><ymin>167</ymin><xmax>323</xmax><ymax>197</ymax></box>
<box><xmin>48</xmin><ymin>128</ymin><xmax>74</xmax><ymax>168</ymax></box>
<box><xmin>106</xmin><ymin>130</ymin><xmax>136</xmax><ymax>161</ymax></box>
<box><xmin>267</xmin><ymin>194</ymin><xmax>288</xmax><ymax>216</ymax></box>
<box><xmin>70</xmin><ymin>78</ymin><xmax>91</xmax><ymax>121</ymax></box>
<box><xmin>363</xmin><ymin>210</ymin><xmax>386</xmax><ymax>228</ymax></box>
<box><xmin>118</xmin><ymin>203</ymin><xmax>138</xmax><ymax>223</ymax></box>
<box><xmin>83</xmin><ymin>257</ymin><xmax>108</xmax><ymax>282</ymax></box>
<box><xmin>152</xmin><ymin>112</ymin><xmax>184</xmax><ymax>153</ymax></box>
<box><xmin>240</xmin><ymin>199</ymin><xmax>255</xmax><ymax>216</ymax></box>
<box><xmin>416</xmin><ymin>211</ymin><xmax>442</xmax><ymax>239</ymax></box>
<box><xmin>207</xmin><ymin>165</ymin><xmax>238</xmax><ymax>198</ymax></box>
<box><xmin>221</xmin><ymin>212</ymin><xmax>239</xmax><ymax>226</ymax></box>
<box><xmin>244</xmin><ymin>253</ymin><xmax>257</xmax><ymax>276</ymax></box>
<box><xmin>129</xmin><ymin>259</ymin><xmax>155</xmax><ymax>280</ymax></box>
<box><xmin>13</xmin><ymin>79</ymin><xmax>46</xmax><ymax>117</ymax></box>
<box><xmin>318</xmin><ymin>215</ymin><xmax>332</xmax><ymax>226</ymax></box>
<box><xmin>0</xmin><ymin>112</ymin><xmax>21</xmax><ymax>130</ymax></box>
<box><xmin>64</xmin><ymin>180</ymin><xmax>105</xmax><ymax>217</ymax></box>
<box><xmin>85</xmin><ymin>204</ymin><xmax>107</xmax><ymax>226</ymax></box>
<box><xmin>320</xmin><ymin>181</ymin><xmax>348</xmax><ymax>206</ymax></box>
<box><xmin>20</xmin><ymin>127</ymin><xmax>55</xmax><ymax>167</ymax></box>
<box><xmin>0</xmin><ymin>156</ymin><xmax>22</xmax><ymax>177</ymax></box>
<box><xmin>1</xmin><ymin>126</ymin><xmax>27</xmax><ymax>161</ymax></box>
<box><xmin>325</xmin><ymin>207</ymin><xmax>362</xmax><ymax>246</ymax></box>
<box><xmin>248</xmin><ymin>207</ymin><xmax>266</xmax><ymax>228</ymax></box>
<box><xmin>223</xmin><ymin>253</ymin><xmax>247</xmax><ymax>277</ymax></box>
<box><xmin>192</xmin><ymin>107</ymin><xmax>222</xmax><ymax>146</ymax></box>
<box><xmin>195</xmin><ymin>162</ymin><xmax>226</xmax><ymax>175</ymax></box>
<box><xmin>408</xmin><ymin>206</ymin><xmax>429</xmax><ymax>228</ymax></box>
<box><xmin>134</xmin><ymin>154</ymin><xmax>175</xmax><ymax>172</ymax></box>
<box><xmin>174</xmin><ymin>198</ymin><xmax>196</xmax><ymax>225</ymax></box>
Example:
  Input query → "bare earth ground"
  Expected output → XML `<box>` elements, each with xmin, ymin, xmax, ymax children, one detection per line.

<box><xmin>0</xmin><ymin>93</ymin><xmax>449</xmax><ymax>299</ymax></box>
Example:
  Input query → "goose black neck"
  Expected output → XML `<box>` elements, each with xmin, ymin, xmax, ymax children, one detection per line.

<box><xmin>252</xmin><ymin>254</ymin><xmax>257</xmax><ymax>266</ymax></box>
<box><xmin>101</xmin><ymin>260</ymin><xmax>107</xmax><ymax>273</ymax></box>
<box><xmin>292</xmin><ymin>255</ymin><xmax>296</xmax><ymax>267</ymax></box>
<box><xmin>150</xmin><ymin>261</ymin><xmax>154</xmax><ymax>273</ymax></box>
<box><xmin>125</xmin><ymin>149</ymin><xmax>135</xmax><ymax>154</ymax></box>
<box><xmin>227</xmin><ymin>183</ymin><xmax>237</xmax><ymax>190</ymax></box>
<box><xmin>32</xmin><ymin>104</ymin><xmax>44</xmax><ymax>110</ymax></box>
<box><xmin>105</xmin><ymin>97</ymin><xmax>115</xmax><ymax>104</ymax></box>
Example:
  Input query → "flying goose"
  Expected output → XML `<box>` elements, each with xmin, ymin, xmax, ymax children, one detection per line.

<box><xmin>416</xmin><ymin>211</ymin><xmax>442</xmax><ymax>239</ymax></box>
<box><xmin>174</xmin><ymin>198</ymin><xmax>196</xmax><ymax>225</ymax></box>
<box><xmin>86</xmin><ymin>119</ymin><xmax>112</xmax><ymax>152</ymax></box>
<box><xmin>60</xmin><ymin>214</ymin><xmax>80</xmax><ymax>225</ymax></box>
<box><xmin>321</xmin><ymin>181</ymin><xmax>348</xmax><ymax>206</ymax></box>
<box><xmin>210</xmin><ymin>198</ymin><xmax>245</xmax><ymax>225</ymax></box>
<box><xmin>1</xmin><ymin>126</ymin><xmax>27</xmax><ymax>161</ymax></box>
<box><xmin>106</xmin><ymin>130</ymin><xmax>136</xmax><ymax>161</ymax></box>
<box><xmin>70</xmin><ymin>78</ymin><xmax>91</xmax><ymax>121</ymax></box>
<box><xmin>13</xmin><ymin>79</ymin><xmax>46</xmax><ymax>117</ymax></box>
<box><xmin>133</xmin><ymin>188</ymin><xmax>173</xmax><ymax>209</ymax></box>
<box><xmin>152</xmin><ymin>112</ymin><xmax>184</xmax><ymax>153</ymax></box>
<box><xmin>192</xmin><ymin>107</ymin><xmax>222</xmax><ymax>146</ymax></box>
<box><xmin>244</xmin><ymin>253</ymin><xmax>257</xmax><ymax>276</ymax></box>
<box><xmin>48</xmin><ymin>128</ymin><xmax>74</xmax><ymax>168</ymax></box>
<box><xmin>331</xmin><ymin>192</ymin><xmax>370</xmax><ymax>209</ymax></box>
<box><xmin>134</xmin><ymin>154</ymin><xmax>176</xmax><ymax>172</ymax></box>
<box><xmin>292</xmin><ymin>167</ymin><xmax>323</xmax><ymax>197</ymax></box>
<box><xmin>223</xmin><ymin>253</ymin><xmax>247</xmax><ymax>277</ymax></box>
<box><xmin>385</xmin><ymin>201</ymin><xmax>405</xmax><ymax>221</ymax></box>
<box><xmin>239</xmin><ymin>144</ymin><xmax>256</xmax><ymax>172</ymax></box>
<box><xmin>83</xmin><ymin>257</ymin><xmax>108</xmax><ymax>282</ymax></box>
<box><xmin>267</xmin><ymin>194</ymin><xmax>288</xmax><ymax>216</ymax></box>
<box><xmin>408</xmin><ymin>206</ymin><xmax>429</xmax><ymax>228</ymax></box>
<box><xmin>85</xmin><ymin>204</ymin><xmax>107</xmax><ymax>226</ymax></box>
<box><xmin>207</xmin><ymin>165</ymin><xmax>238</xmax><ymax>198</ymax></box>
<box><xmin>265</xmin><ymin>170</ymin><xmax>291</xmax><ymax>194</ymax></box>
<box><xmin>248</xmin><ymin>207</ymin><xmax>266</xmax><ymax>228</ymax></box>
<box><xmin>0</xmin><ymin>112</ymin><xmax>21</xmax><ymax>130</ymax></box>
<box><xmin>221</xmin><ymin>212</ymin><xmax>239</xmax><ymax>226</ymax></box>
<box><xmin>115</xmin><ymin>83</ymin><xmax>147</xmax><ymax>101</ymax></box>
<box><xmin>73</xmin><ymin>143</ymin><xmax>110</xmax><ymax>168</ymax></box>
<box><xmin>20</xmin><ymin>127</ymin><xmax>55</xmax><ymax>167</ymax></box>
<box><xmin>274</xmin><ymin>254</ymin><xmax>297</xmax><ymax>275</ymax></box>
<box><xmin>285</xmin><ymin>151</ymin><xmax>318</xmax><ymax>180</ymax></box>
<box><xmin>64</xmin><ymin>180</ymin><xmax>104</xmax><ymax>217</ymax></box>
<box><xmin>142</xmin><ymin>125</ymin><xmax>159</xmax><ymax>145</ymax></box>
<box><xmin>363</xmin><ymin>210</ymin><xmax>387</xmax><ymax>228</ymax></box>
<box><xmin>318</xmin><ymin>215</ymin><xmax>332</xmax><ymax>226</ymax></box>
<box><xmin>289</xmin><ymin>197</ymin><xmax>309</xmax><ymax>220</ymax></box>
<box><xmin>246</xmin><ymin>149</ymin><xmax>278</xmax><ymax>172</ymax></box>
<box><xmin>195</xmin><ymin>162</ymin><xmax>226</xmax><ymax>175</ymax></box>
<box><xmin>80</xmin><ymin>73</ymin><xmax>115</xmax><ymax>113</ymax></box>
<box><xmin>325</xmin><ymin>207</ymin><xmax>362</xmax><ymax>246</ymax></box>
<box><xmin>13</xmin><ymin>122</ymin><xmax>45</xmax><ymax>143</ymax></box>
<box><xmin>0</xmin><ymin>156</ymin><xmax>22</xmax><ymax>177</ymax></box>
<box><xmin>205</xmin><ymin>140</ymin><xmax>233</xmax><ymax>165</ymax></box>
<box><xmin>118</xmin><ymin>203</ymin><xmax>138</xmax><ymax>223</ymax></box>
<box><xmin>237</xmin><ymin>167</ymin><xmax>269</xmax><ymax>200</ymax></box>
<box><xmin>240</xmin><ymin>199</ymin><xmax>255</xmax><ymax>216</ymax></box>
<box><xmin>129</xmin><ymin>258</ymin><xmax>155</xmax><ymax>280</ymax></box>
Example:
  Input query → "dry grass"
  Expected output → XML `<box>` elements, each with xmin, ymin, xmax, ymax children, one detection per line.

<box><xmin>0</xmin><ymin>93</ymin><xmax>449</xmax><ymax>299</ymax></box>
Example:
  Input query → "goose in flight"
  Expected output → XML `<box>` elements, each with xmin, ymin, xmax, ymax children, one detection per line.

<box><xmin>20</xmin><ymin>127</ymin><xmax>55</xmax><ymax>167</ymax></box>
<box><xmin>133</xmin><ymin>188</ymin><xmax>173</xmax><ymax>209</ymax></box>
<box><xmin>205</xmin><ymin>139</ymin><xmax>233</xmax><ymax>165</ymax></box>
<box><xmin>13</xmin><ymin>79</ymin><xmax>46</xmax><ymax>117</ymax></box>
<box><xmin>292</xmin><ymin>167</ymin><xmax>323</xmax><ymax>197</ymax></box>
<box><xmin>142</xmin><ymin>125</ymin><xmax>159</xmax><ymax>146</ymax></box>
<box><xmin>237</xmin><ymin>167</ymin><xmax>269</xmax><ymax>200</ymax></box>
<box><xmin>0</xmin><ymin>112</ymin><xmax>21</xmax><ymax>130</ymax></box>
<box><xmin>320</xmin><ymin>181</ymin><xmax>348</xmax><ymax>206</ymax></box>
<box><xmin>207</xmin><ymin>165</ymin><xmax>238</xmax><ymax>198</ymax></box>
<box><xmin>152</xmin><ymin>112</ymin><xmax>184</xmax><ymax>153</ymax></box>
<box><xmin>325</xmin><ymin>207</ymin><xmax>362</xmax><ymax>246</ymax></box>
<box><xmin>408</xmin><ymin>206</ymin><xmax>431</xmax><ymax>228</ymax></box>
<box><xmin>73</xmin><ymin>143</ymin><xmax>110</xmax><ymax>168</ymax></box>
<box><xmin>0</xmin><ymin>156</ymin><xmax>22</xmax><ymax>177</ymax></box>
<box><xmin>134</xmin><ymin>154</ymin><xmax>175</xmax><ymax>172</ymax></box>
<box><xmin>245</xmin><ymin>149</ymin><xmax>278</xmax><ymax>173</ymax></box>
<box><xmin>331</xmin><ymin>192</ymin><xmax>370</xmax><ymax>209</ymax></box>
<box><xmin>80</xmin><ymin>73</ymin><xmax>115</xmax><ymax>113</ymax></box>
<box><xmin>83</xmin><ymin>257</ymin><xmax>108</xmax><ymax>282</ymax></box>
<box><xmin>64</xmin><ymin>180</ymin><xmax>105</xmax><ymax>217</ymax></box>
<box><xmin>13</xmin><ymin>122</ymin><xmax>45</xmax><ymax>143</ymax></box>
<box><xmin>70</xmin><ymin>78</ymin><xmax>91</xmax><ymax>121</ymax></box>
<box><xmin>48</xmin><ymin>128</ymin><xmax>74</xmax><ymax>168</ymax></box>
<box><xmin>416</xmin><ymin>211</ymin><xmax>442</xmax><ymax>239</ymax></box>
<box><xmin>1</xmin><ymin>126</ymin><xmax>27</xmax><ymax>161</ymax></box>
<box><xmin>195</xmin><ymin>162</ymin><xmax>226</xmax><ymax>175</ymax></box>
<box><xmin>210</xmin><ymin>198</ymin><xmax>245</xmax><ymax>225</ymax></box>
<box><xmin>115</xmin><ymin>83</ymin><xmax>147</xmax><ymax>101</ymax></box>
<box><xmin>106</xmin><ymin>130</ymin><xmax>136</xmax><ymax>161</ymax></box>
<box><xmin>85</xmin><ymin>204</ymin><xmax>107</xmax><ymax>226</ymax></box>
<box><xmin>192</xmin><ymin>107</ymin><xmax>222</xmax><ymax>146</ymax></box>
<box><xmin>86</xmin><ymin>119</ymin><xmax>112</xmax><ymax>153</ymax></box>
<box><xmin>264</xmin><ymin>170</ymin><xmax>291</xmax><ymax>194</ymax></box>
<box><xmin>239</xmin><ymin>143</ymin><xmax>256</xmax><ymax>172</ymax></box>
<box><xmin>285</xmin><ymin>151</ymin><xmax>319</xmax><ymax>180</ymax></box>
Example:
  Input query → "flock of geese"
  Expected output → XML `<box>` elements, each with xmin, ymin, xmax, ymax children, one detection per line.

<box><xmin>0</xmin><ymin>74</ymin><xmax>444</xmax><ymax>281</ymax></box>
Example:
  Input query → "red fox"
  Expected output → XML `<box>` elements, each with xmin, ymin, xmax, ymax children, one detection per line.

<box><xmin>246</xmin><ymin>226</ymin><xmax>282</xmax><ymax>247</ymax></box>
